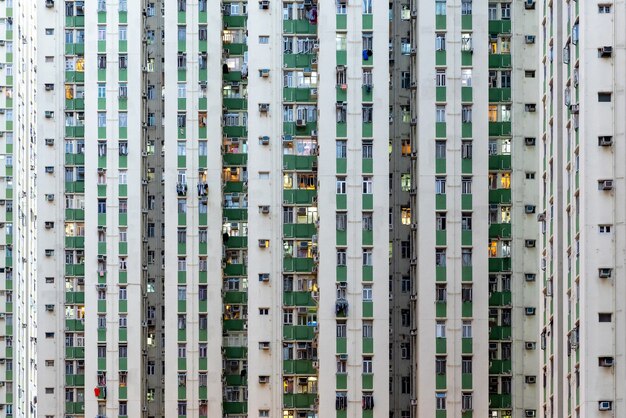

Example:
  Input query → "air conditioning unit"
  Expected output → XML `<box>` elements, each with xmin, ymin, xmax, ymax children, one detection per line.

<box><xmin>598</xmin><ymin>179</ymin><xmax>614</xmax><ymax>190</ymax></box>
<box><xmin>44</xmin><ymin>83</ymin><xmax>54</xmax><ymax>91</ymax></box>
<box><xmin>45</xmin><ymin>166</ymin><xmax>54</xmax><ymax>174</ymax></box>
<box><xmin>525</xmin><ymin>410</ymin><xmax>537</xmax><ymax>417</ymax></box>
<box><xmin>310</xmin><ymin>88</ymin><xmax>318</xmax><ymax>98</ymax></box>
<box><xmin>259</xmin><ymin>205</ymin><xmax>270</xmax><ymax>214</ymax></box>
<box><xmin>259</xmin><ymin>0</ymin><xmax>270</xmax><ymax>9</ymax></box>
<box><xmin>45</xmin><ymin>249</ymin><xmax>54</xmax><ymax>256</ymax></box>
<box><xmin>598</xmin><ymin>136</ymin><xmax>613</xmax><ymax>146</ymax></box>
<box><xmin>599</xmin><ymin>46</ymin><xmax>613</xmax><ymax>57</ymax></box>
<box><xmin>598</xmin><ymin>401</ymin><xmax>612</xmax><ymax>411</ymax></box>
<box><xmin>45</xmin><ymin>0</ymin><xmax>54</xmax><ymax>7</ymax></box>
<box><xmin>525</xmin><ymin>341</ymin><xmax>536</xmax><ymax>350</ymax></box>
<box><xmin>525</xmin><ymin>239</ymin><xmax>536</xmax><ymax>248</ymax></box>
<box><xmin>525</xmin><ymin>104</ymin><xmax>537</xmax><ymax>112</ymax></box>
<box><xmin>44</xmin><ymin>221</ymin><xmax>54</xmax><ymax>229</ymax></box>
<box><xmin>259</xmin><ymin>341</ymin><xmax>270</xmax><ymax>350</ymax></box>
<box><xmin>259</xmin><ymin>273</ymin><xmax>270</xmax><ymax>282</ymax></box>
<box><xmin>46</xmin><ymin>194</ymin><xmax>55</xmax><ymax>201</ymax></box>
<box><xmin>259</xmin><ymin>136</ymin><xmax>270</xmax><ymax>145</ymax></box>
<box><xmin>525</xmin><ymin>375</ymin><xmax>536</xmax><ymax>384</ymax></box>
<box><xmin>525</xmin><ymin>0</ymin><xmax>536</xmax><ymax>9</ymax></box>
<box><xmin>525</xmin><ymin>307</ymin><xmax>536</xmax><ymax>315</ymax></box>
<box><xmin>525</xmin><ymin>35</ymin><xmax>536</xmax><ymax>44</ymax></box>
<box><xmin>599</xmin><ymin>268</ymin><xmax>613</xmax><ymax>278</ymax></box>
<box><xmin>44</xmin><ymin>111</ymin><xmax>54</xmax><ymax>118</ymax></box>
<box><xmin>525</xmin><ymin>273</ymin><xmax>536</xmax><ymax>281</ymax></box>
<box><xmin>45</xmin><ymin>138</ymin><xmax>54</xmax><ymax>145</ymax></box>
<box><xmin>524</xmin><ymin>137</ymin><xmax>536</xmax><ymax>146</ymax></box>
<box><xmin>339</xmin><ymin>354</ymin><xmax>348</xmax><ymax>360</ymax></box>
<box><xmin>259</xmin><ymin>103</ymin><xmax>270</xmax><ymax>113</ymax></box>
<box><xmin>525</xmin><ymin>205</ymin><xmax>536</xmax><ymax>214</ymax></box>
<box><xmin>45</xmin><ymin>304</ymin><xmax>54</xmax><ymax>311</ymax></box>
<box><xmin>599</xmin><ymin>357</ymin><xmax>614</xmax><ymax>367</ymax></box>
<box><xmin>296</xmin><ymin>119</ymin><xmax>306</xmax><ymax>127</ymax></box>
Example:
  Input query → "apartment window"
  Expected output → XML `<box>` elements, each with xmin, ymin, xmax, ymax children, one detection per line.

<box><xmin>462</xmin><ymin>249</ymin><xmax>472</xmax><ymax>267</ymax></box>
<box><xmin>599</xmin><ymin>225</ymin><xmax>612</xmax><ymax>233</ymax></box>
<box><xmin>435</xmin><ymin>249</ymin><xmax>446</xmax><ymax>266</ymax></box>
<box><xmin>461</xmin><ymin>0</ymin><xmax>472</xmax><ymax>14</ymax></box>
<box><xmin>462</xmin><ymin>393</ymin><xmax>473</xmax><ymax>411</ymax></box>
<box><xmin>435</xmin><ymin>0</ymin><xmax>446</xmax><ymax>15</ymax></box>
<box><xmin>599</xmin><ymin>313</ymin><xmax>612</xmax><ymax>322</ymax></box>
<box><xmin>462</xmin><ymin>284</ymin><xmax>473</xmax><ymax>302</ymax></box>
<box><xmin>435</xmin><ymin>141</ymin><xmax>446</xmax><ymax>159</ymax></box>
<box><xmin>401</xmin><ymin>241</ymin><xmax>410</xmax><ymax>258</ymax></box>
<box><xmin>363</xmin><ymin>105</ymin><xmax>373</xmax><ymax>123</ymax></box>
<box><xmin>363</xmin><ymin>321</ymin><xmax>373</xmax><ymax>338</ymax></box>
<box><xmin>461</xmin><ymin>177</ymin><xmax>472</xmax><ymax>194</ymax></box>
<box><xmin>401</xmin><ymin>71</ymin><xmax>411</xmax><ymax>88</ymax></box>
<box><xmin>259</xmin><ymin>308</ymin><xmax>269</xmax><ymax>315</ymax></box>
<box><xmin>462</xmin><ymin>141</ymin><xmax>473</xmax><ymax>158</ymax></box>
<box><xmin>436</xmin><ymin>105</ymin><xmax>446</xmax><ymax>122</ymax></box>
<box><xmin>336</xmin><ymin>177</ymin><xmax>347</xmax><ymax>194</ymax></box>
<box><xmin>118</xmin><ymin>287</ymin><xmax>127</xmax><ymax>300</ymax></box>
<box><xmin>401</xmin><ymin>276</ymin><xmax>410</xmax><ymax>293</ymax></box>
<box><xmin>436</xmin><ymin>70</ymin><xmax>446</xmax><ymax>87</ymax></box>
<box><xmin>363</xmin><ymin>357</ymin><xmax>373</xmax><ymax>374</ymax></box>
<box><xmin>599</xmin><ymin>4</ymin><xmax>612</xmax><ymax>13</ymax></box>
<box><xmin>461</xmin><ymin>33</ymin><xmax>472</xmax><ymax>51</ymax></box>
<box><xmin>119</xmin><ymin>315</ymin><xmax>127</xmax><ymax>328</ymax></box>
<box><xmin>435</xmin><ymin>33</ymin><xmax>446</xmax><ymax>51</ymax></box>
<box><xmin>333</xmin><ymin>140</ymin><xmax>348</xmax><ymax>159</ymax></box>
<box><xmin>363</xmin><ymin>177</ymin><xmax>373</xmax><ymax>194</ymax></box>
<box><xmin>363</xmin><ymin>213</ymin><xmax>373</xmax><ymax>231</ymax></box>
<box><xmin>462</xmin><ymin>105</ymin><xmax>472</xmax><ymax>123</ymax></box>
<box><xmin>501</xmin><ymin>3</ymin><xmax>511</xmax><ymax>19</ymax></box>
<box><xmin>119</xmin><ymin>345</ymin><xmax>128</xmax><ymax>358</ymax></box>
<box><xmin>435</xmin><ymin>356</ymin><xmax>446</xmax><ymax>374</ymax></box>
<box><xmin>362</xmin><ymin>141</ymin><xmax>373</xmax><ymax>159</ymax></box>
<box><xmin>337</xmin><ymin>321</ymin><xmax>347</xmax><ymax>337</ymax></box>
<box><xmin>362</xmin><ymin>249</ymin><xmax>373</xmax><ymax>266</ymax></box>
<box><xmin>119</xmin><ymin>54</ymin><xmax>128</xmax><ymax>69</ymax></box>
<box><xmin>119</xmin><ymin>402</ymin><xmax>128</xmax><ymax>416</ymax></box>
<box><xmin>435</xmin><ymin>177</ymin><xmax>446</xmax><ymax>194</ymax></box>
<box><xmin>97</xmin><ymin>54</ymin><xmax>106</xmax><ymax>69</ymax></box>
<box><xmin>436</xmin><ymin>393</ymin><xmax>446</xmax><ymax>410</ymax></box>
<box><xmin>462</xmin><ymin>356</ymin><xmax>472</xmax><ymax>373</ymax></box>
<box><xmin>337</xmin><ymin>249</ymin><xmax>347</xmax><ymax>266</ymax></box>
<box><xmin>363</xmin><ymin>0</ymin><xmax>372</xmax><ymax>14</ymax></box>
<box><xmin>436</xmin><ymin>213</ymin><xmax>446</xmax><ymax>230</ymax></box>
<box><xmin>436</xmin><ymin>321</ymin><xmax>446</xmax><ymax>338</ymax></box>
<box><xmin>435</xmin><ymin>284</ymin><xmax>447</xmax><ymax>302</ymax></box>
<box><xmin>462</xmin><ymin>69</ymin><xmax>473</xmax><ymax>86</ymax></box>
<box><xmin>336</xmin><ymin>213</ymin><xmax>347</xmax><ymax>231</ymax></box>
<box><xmin>462</xmin><ymin>321</ymin><xmax>472</xmax><ymax>338</ymax></box>
<box><xmin>363</xmin><ymin>285</ymin><xmax>373</xmax><ymax>301</ymax></box>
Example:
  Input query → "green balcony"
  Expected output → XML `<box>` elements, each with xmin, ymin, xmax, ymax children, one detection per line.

<box><xmin>65</xmin><ymin>292</ymin><xmax>85</xmax><ymax>304</ymax></box>
<box><xmin>283</xmin><ymin>155</ymin><xmax>316</xmax><ymax>171</ymax></box>
<box><xmin>489</xmin><ymin>88</ymin><xmax>512</xmax><ymax>102</ymax></box>
<box><xmin>489</xmin><ymin>394</ymin><xmax>512</xmax><ymax>409</ymax></box>
<box><xmin>224</xmin><ymin>291</ymin><xmax>247</xmax><ymax>304</ymax></box>
<box><xmin>436</xmin><ymin>230</ymin><xmax>446</xmax><ymax>246</ymax></box>
<box><xmin>336</xmin><ymin>122</ymin><xmax>347</xmax><ymax>137</ymax></box>
<box><xmin>435</xmin><ymin>194</ymin><xmax>446</xmax><ymax>210</ymax></box>
<box><xmin>436</xmin><ymin>88</ymin><xmax>446</xmax><ymax>104</ymax></box>
<box><xmin>489</xmin><ymin>154</ymin><xmax>512</xmax><ymax>170</ymax></box>
<box><xmin>283</xmin><ymin>189</ymin><xmax>317</xmax><ymax>205</ymax></box>
<box><xmin>223</xmin><ymin>403</ymin><xmax>247</xmax><ymax>415</ymax></box>
<box><xmin>489</xmin><ymin>223</ymin><xmax>512</xmax><ymax>239</ymax></box>
<box><xmin>283</xmin><ymin>359</ymin><xmax>316</xmax><ymax>375</ymax></box>
<box><xmin>65</xmin><ymin>236</ymin><xmax>85</xmax><ymax>249</ymax></box>
<box><xmin>223</xmin><ymin>97</ymin><xmax>247</xmax><ymax>110</ymax></box>
<box><xmin>489</xmin><ymin>257</ymin><xmax>511</xmax><ymax>272</ymax></box>
<box><xmin>65</xmin><ymin>374</ymin><xmax>85</xmax><ymax>387</ymax></box>
<box><xmin>462</xmin><ymin>302</ymin><xmax>472</xmax><ymax>318</ymax></box>
<box><xmin>489</xmin><ymin>359</ymin><xmax>512</xmax><ymax>374</ymax></box>
<box><xmin>223</xmin><ymin>43</ymin><xmax>247</xmax><ymax>56</ymax></box>
<box><xmin>435</xmin><ymin>266</ymin><xmax>446</xmax><ymax>281</ymax></box>
<box><xmin>362</xmin><ymin>158</ymin><xmax>373</xmax><ymax>174</ymax></box>
<box><xmin>283</xmin><ymin>292</ymin><xmax>316</xmax><ymax>307</ymax></box>
<box><xmin>435</xmin><ymin>122</ymin><xmax>446</xmax><ymax>138</ymax></box>
<box><xmin>436</xmin><ymin>338</ymin><xmax>446</xmax><ymax>354</ymax></box>
<box><xmin>435</xmin><ymin>14</ymin><xmax>446</xmax><ymax>29</ymax></box>
<box><xmin>489</xmin><ymin>188</ymin><xmax>512</xmax><ymax>204</ymax></box>
<box><xmin>65</xmin><ymin>264</ymin><xmax>85</xmax><ymax>276</ymax></box>
<box><xmin>65</xmin><ymin>319</ymin><xmax>85</xmax><ymax>332</ymax></box>
<box><xmin>462</xmin><ymin>338</ymin><xmax>472</xmax><ymax>353</ymax></box>
<box><xmin>489</xmin><ymin>291</ymin><xmax>512</xmax><ymax>306</ymax></box>
<box><xmin>435</xmin><ymin>50</ymin><xmax>446</xmax><ymax>65</ymax></box>
<box><xmin>283</xmin><ymin>121</ymin><xmax>317</xmax><ymax>136</ymax></box>
<box><xmin>222</xmin><ymin>208</ymin><xmax>248</xmax><ymax>221</ymax></box>
<box><xmin>436</xmin><ymin>374</ymin><xmax>446</xmax><ymax>390</ymax></box>
<box><xmin>223</xmin><ymin>181</ymin><xmax>246</xmax><ymax>193</ymax></box>
<box><xmin>224</xmin><ymin>236</ymin><xmax>247</xmax><ymax>249</ymax></box>
<box><xmin>336</xmin><ymin>85</ymin><xmax>347</xmax><ymax>102</ymax></box>
<box><xmin>489</xmin><ymin>326</ymin><xmax>512</xmax><ymax>341</ymax></box>
<box><xmin>283</xmin><ymin>325</ymin><xmax>316</xmax><ymax>341</ymax></box>
<box><xmin>224</xmin><ymin>263</ymin><xmax>247</xmax><ymax>276</ymax></box>
<box><xmin>461</xmin><ymin>15</ymin><xmax>472</xmax><ymax>30</ymax></box>
<box><xmin>489</xmin><ymin>54</ymin><xmax>512</xmax><ymax>68</ymax></box>
<box><xmin>223</xmin><ymin>319</ymin><xmax>246</xmax><ymax>332</ymax></box>
<box><xmin>436</xmin><ymin>302</ymin><xmax>447</xmax><ymax>318</ymax></box>
<box><xmin>65</xmin><ymin>181</ymin><xmax>85</xmax><ymax>193</ymax></box>
<box><xmin>336</xmin><ymin>14</ymin><xmax>347</xmax><ymax>29</ymax></box>
<box><xmin>435</xmin><ymin>158</ymin><xmax>446</xmax><ymax>173</ymax></box>
<box><xmin>337</xmin><ymin>50</ymin><xmax>347</xmax><ymax>66</ymax></box>
<box><xmin>223</xmin><ymin>15</ymin><xmax>247</xmax><ymax>28</ymax></box>
<box><xmin>488</xmin><ymin>20</ymin><xmax>512</xmax><ymax>35</ymax></box>
<box><xmin>283</xmin><ymin>257</ymin><xmax>314</xmax><ymax>272</ymax></box>
<box><xmin>283</xmin><ymin>393</ymin><xmax>318</xmax><ymax>409</ymax></box>
<box><xmin>223</xmin><ymin>347</ymin><xmax>247</xmax><ymax>359</ymax></box>
<box><xmin>362</xmin><ymin>229</ymin><xmax>373</xmax><ymax>245</ymax></box>
<box><xmin>223</xmin><ymin>71</ymin><xmax>243</xmax><ymax>83</ymax></box>
<box><xmin>283</xmin><ymin>53</ymin><xmax>317</xmax><ymax>69</ymax></box>
<box><xmin>283</xmin><ymin>223</ymin><xmax>316</xmax><ymax>238</ymax></box>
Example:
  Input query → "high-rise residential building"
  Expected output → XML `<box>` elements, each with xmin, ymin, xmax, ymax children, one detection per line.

<box><xmin>539</xmin><ymin>1</ymin><xmax>626</xmax><ymax>417</ymax></box>
<box><xmin>405</xmin><ymin>0</ymin><xmax>540</xmax><ymax>417</ymax></box>
<box><xmin>0</xmin><ymin>0</ymin><xmax>38</xmax><ymax>417</ymax></box>
<box><xmin>34</xmin><ymin>0</ymin><xmax>389</xmax><ymax>417</ymax></box>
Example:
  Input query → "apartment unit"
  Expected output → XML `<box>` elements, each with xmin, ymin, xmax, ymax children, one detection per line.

<box><xmin>539</xmin><ymin>0</ymin><xmax>626</xmax><ymax>416</ymax></box>
<box><xmin>0</xmin><ymin>0</ymin><xmax>38</xmax><ymax>417</ymax></box>
<box><xmin>34</xmin><ymin>0</ymin><xmax>389</xmax><ymax>416</ymax></box>
<box><xmin>408</xmin><ymin>0</ymin><xmax>540</xmax><ymax>417</ymax></box>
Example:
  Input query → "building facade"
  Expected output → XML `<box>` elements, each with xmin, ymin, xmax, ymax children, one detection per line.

<box><xmin>540</xmin><ymin>0</ymin><xmax>626</xmax><ymax>416</ymax></box>
<box><xmin>34</xmin><ymin>0</ymin><xmax>389</xmax><ymax>417</ymax></box>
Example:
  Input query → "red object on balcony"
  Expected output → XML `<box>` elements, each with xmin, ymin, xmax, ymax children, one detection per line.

<box><xmin>94</xmin><ymin>387</ymin><xmax>100</xmax><ymax>397</ymax></box>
